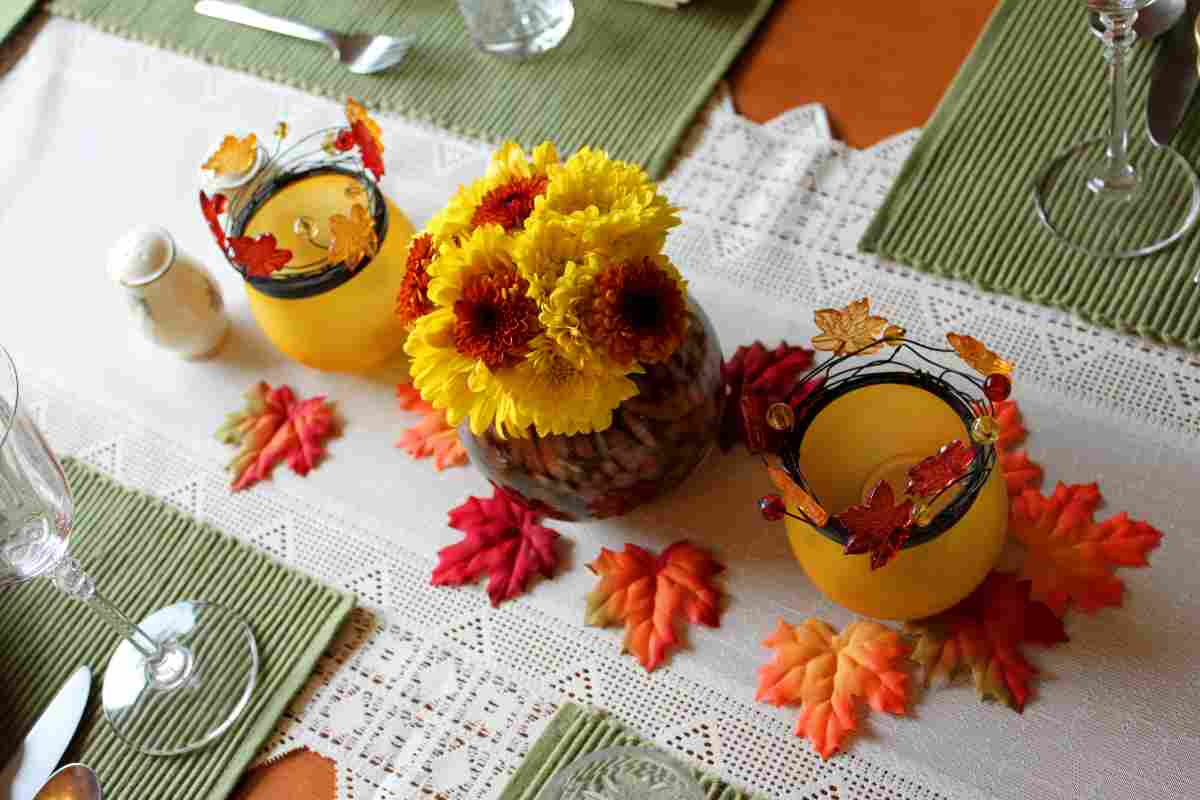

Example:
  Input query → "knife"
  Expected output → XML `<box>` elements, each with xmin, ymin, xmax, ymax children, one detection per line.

<box><xmin>1147</xmin><ymin>0</ymin><xmax>1200</xmax><ymax>146</ymax></box>
<box><xmin>0</xmin><ymin>667</ymin><xmax>91</xmax><ymax>800</ymax></box>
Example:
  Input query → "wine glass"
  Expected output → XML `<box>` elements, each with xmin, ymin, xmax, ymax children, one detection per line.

<box><xmin>1033</xmin><ymin>0</ymin><xmax>1200</xmax><ymax>257</ymax></box>
<box><xmin>0</xmin><ymin>345</ymin><xmax>258</xmax><ymax>756</ymax></box>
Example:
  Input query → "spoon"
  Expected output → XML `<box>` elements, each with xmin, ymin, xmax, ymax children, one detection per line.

<box><xmin>1089</xmin><ymin>0</ymin><xmax>1186</xmax><ymax>40</ymax></box>
<box><xmin>193</xmin><ymin>1</ymin><xmax>415</xmax><ymax>75</ymax></box>
<box><xmin>33</xmin><ymin>764</ymin><xmax>101</xmax><ymax>800</ymax></box>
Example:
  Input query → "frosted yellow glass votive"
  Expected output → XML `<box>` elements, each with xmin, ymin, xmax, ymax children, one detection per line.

<box><xmin>238</xmin><ymin>168</ymin><xmax>414</xmax><ymax>373</ymax></box>
<box><xmin>782</xmin><ymin>374</ymin><xmax>1008</xmax><ymax>620</ymax></box>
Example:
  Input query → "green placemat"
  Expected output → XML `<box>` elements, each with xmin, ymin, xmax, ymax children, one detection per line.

<box><xmin>0</xmin><ymin>460</ymin><xmax>354</xmax><ymax>799</ymax></box>
<box><xmin>1</xmin><ymin>0</ymin><xmax>39</xmax><ymax>43</ymax></box>
<box><xmin>502</xmin><ymin>703</ymin><xmax>762</xmax><ymax>800</ymax></box>
<box><xmin>860</xmin><ymin>0</ymin><xmax>1200</xmax><ymax>350</ymax></box>
<box><xmin>43</xmin><ymin>0</ymin><xmax>776</xmax><ymax>179</ymax></box>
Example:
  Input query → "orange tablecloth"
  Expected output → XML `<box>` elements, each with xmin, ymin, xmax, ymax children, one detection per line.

<box><xmin>237</xmin><ymin>2</ymin><xmax>996</xmax><ymax>795</ymax></box>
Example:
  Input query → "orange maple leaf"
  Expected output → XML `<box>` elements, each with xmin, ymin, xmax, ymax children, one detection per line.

<box><xmin>585</xmin><ymin>542</ymin><xmax>723</xmax><ymax>672</ymax></box>
<box><xmin>756</xmin><ymin>618</ymin><xmax>910</xmax><ymax>759</ymax></box>
<box><xmin>988</xmin><ymin>399</ymin><xmax>1043</xmax><ymax>497</ymax></box>
<box><xmin>216</xmin><ymin>382</ymin><xmax>338</xmax><ymax>491</ymax></box>
<box><xmin>345</xmin><ymin>97</ymin><xmax>385</xmax><ymax>179</ymax></box>
<box><xmin>203</xmin><ymin>133</ymin><xmax>257</xmax><ymax>176</ymax></box>
<box><xmin>229</xmin><ymin>233</ymin><xmax>293</xmax><ymax>278</ymax></box>
<box><xmin>328</xmin><ymin>203</ymin><xmax>379</xmax><ymax>271</ymax></box>
<box><xmin>395</xmin><ymin>384</ymin><xmax>467</xmax><ymax>471</ymax></box>
<box><xmin>947</xmin><ymin>333</ymin><xmax>1013</xmax><ymax>376</ymax></box>
<box><xmin>907</xmin><ymin>572</ymin><xmax>1067</xmax><ymax>711</ymax></box>
<box><xmin>1010</xmin><ymin>483</ymin><xmax>1163</xmax><ymax>615</ymax></box>
<box><xmin>811</xmin><ymin>297</ymin><xmax>891</xmax><ymax>357</ymax></box>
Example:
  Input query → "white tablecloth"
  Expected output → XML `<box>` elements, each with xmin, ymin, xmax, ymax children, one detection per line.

<box><xmin>2</xmin><ymin>15</ymin><xmax>1199</xmax><ymax>800</ymax></box>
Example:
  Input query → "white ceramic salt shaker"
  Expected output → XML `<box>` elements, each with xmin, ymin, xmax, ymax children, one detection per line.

<box><xmin>107</xmin><ymin>225</ymin><xmax>230</xmax><ymax>359</ymax></box>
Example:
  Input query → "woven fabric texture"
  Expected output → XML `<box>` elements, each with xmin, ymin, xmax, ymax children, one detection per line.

<box><xmin>861</xmin><ymin>0</ymin><xmax>1200</xmax><ymax>349</ymax></box>
<box><xmin>44</xmin><ymin>0</ymin><xmax>775</xmax><ymax>178</ymax></box>
<box><xmin>0</xmin><ymin>460</ymin><xmax>354</xmax><ymax>800</ymax></box>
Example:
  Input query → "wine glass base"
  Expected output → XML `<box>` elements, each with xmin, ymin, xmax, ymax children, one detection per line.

<box><xmin>101</xmin><ymin>601</ymin><xmax>258</xmax><ymax>756</ymax></box>
<box><xmin>1033</xmin><ymin>137</ymin><xmax>1200</xmax><ymax>258</ymax></box>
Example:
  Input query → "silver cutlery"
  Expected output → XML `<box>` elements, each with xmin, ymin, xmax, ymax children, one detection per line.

<box><xmin>0</xmin><ymin>667</ymin><xmax>91</xmax><ymax>800</ymax></box>
<box><xmin>33</xmin><ymin>765</ymin><xmax>100</xmax><ymax>800</ymax></box>
<box><xmin>1147</xmin><ymin>0</ymin><xmax>1200</xmax><ymax>146</ymax></box>
<box><xmin>1089</xmin><ymin>0</ymin><xmax>1185</xmax><ymax>39</ymax></box>
<box><xmin>193</xmin><ymin>1</ymin><xmax>415</xmax><ymax>75</ymax></box>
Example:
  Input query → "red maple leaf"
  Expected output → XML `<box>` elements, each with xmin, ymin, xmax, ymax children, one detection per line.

<box><xmin>395</xmin><ymin>384</ymin><xmax>468</xmax><ymax>471</ymax></box>
<box><xmin>199</xmin><ymin>190</ymin><xmax>228</xmax><ymax>252</ymax></box>
<box><xmin>585</xmin><ymin>541</ymin><xmax>724</xmax><ymax>671</ymax></box>
<box><xmin>906</xmin><ymin>439</ymin><xmax>975</xmax><ymax>498</ymax></box>
<box><xmin>836</xmin><ymin>480</ymin><xmax>914</xmax><ymax>570</ymax></box>
<box><xmin>1010</xmin><ymin>483</ymin><xmax>1163</xmax><ymax>615</ymax></box>
<box><xmin>352</xmin><ymin>120</ymin><xmax>385</xmax><ymax>180</ymax></box>
<box><xmin>1001</xmin><ymin>450</ymin><xmax>1043</xmax><ymax>496</ymax></box>
<box><xmin>216</xmin><ymin>382</ymin><xmax>338</xmax><ymax>491</ymax></box>
<box><xmin>229</xmin><ymin>233</ymin><xmax>293</xmax><ymax>278</ymax></box>
<box><xmin>720</xmin><ymin>341</ymin><xmax>820</xmax><ymax>452</ymax></box>
<box><xmin>907</xmin><ymin>572</ymin><xmax>1068</xmax><ymax>711</ymax></box>
<box><xmin>993</xmin><ymin>399</ymin><xmax>1027</xmax><ymax>451</ymax></box>
<box><xmin>432</xmin><ymin>484</ymin><xmax>560</xmax><ymax>607</ymax></box>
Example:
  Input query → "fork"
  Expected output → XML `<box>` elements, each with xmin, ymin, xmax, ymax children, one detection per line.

<box><xmin>193</xmin><ymin>1</ymin><xmax>415</xmax><ymax>75</ymax></box>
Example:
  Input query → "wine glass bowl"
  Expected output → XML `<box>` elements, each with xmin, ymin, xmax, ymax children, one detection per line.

<box><xmin>0</xmin><ymin>344</ymin><xmax>259</xmax><ymax>755</ymax></box>
<box><xmin>1033</xmin><ymin>0</ymin><xmax>1200</xmax><ymax>257</ymax></box>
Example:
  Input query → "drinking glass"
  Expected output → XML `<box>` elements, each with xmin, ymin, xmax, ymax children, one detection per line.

<box><xmin>540</xmin><ymin>748</ymin><xmax>704</xmax><ymax>800</ymax></box>
<box><xmin>1032</xmin><ymin>0</ymin><xmax>1200</xmax><ymax>257</ymax></box>
<box><xmin>0</xmin><ymin>345</ymin><xmax>258</xmax><ymax>756</ymax></box>
<box><xmin>456</xmin><ymin>0</ymin><xmax>574</xmax><ymax>60</ymax></box>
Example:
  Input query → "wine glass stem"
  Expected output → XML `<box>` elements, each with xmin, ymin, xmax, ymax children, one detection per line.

<box><xmin>51</xmin><ymin>556</ymin><xmax>191</xmax><ymax>686</ymax></box>
<box><xmin>1092</xmin><ymin>10</ymin><xmax>1139</xmax><ymax>196</ymax></box>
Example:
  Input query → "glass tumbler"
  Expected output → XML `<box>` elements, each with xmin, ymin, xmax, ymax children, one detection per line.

<box><xmin>456</xmin><ymin>0</ymin><xmax>575</xmax><ymax>59</ymax></box>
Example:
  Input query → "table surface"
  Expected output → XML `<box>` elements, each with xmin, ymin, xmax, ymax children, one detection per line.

<box><xmin>5</xmin><ymin>5</ymin><xmax>1196</xmax><ymax>800</ymax></box>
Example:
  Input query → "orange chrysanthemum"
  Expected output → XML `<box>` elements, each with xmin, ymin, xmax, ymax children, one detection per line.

<box><xmin>396</xmin><ymin>234</ymin><xmax>436</xmax><ymax>327</ymax></box>
<box><xmin>471</xmin><ymin>176</ymin><xmax>549</xmax><ymax>232</ymax></box>
<box><xmin>586</xmin><ymin>258</ymin><xmax>687</xmax><ymax>366</ymax></box>
<box><xmin>453</xmin><ymin>268</ymin><xmax>539</xmax><ymax>370</ymax></box>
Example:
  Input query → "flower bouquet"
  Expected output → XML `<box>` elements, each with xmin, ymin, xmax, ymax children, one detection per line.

<box><xmin>399</xmin><ymin>143</ymin><xmax>724</xmax><ymax>520</ymax></box>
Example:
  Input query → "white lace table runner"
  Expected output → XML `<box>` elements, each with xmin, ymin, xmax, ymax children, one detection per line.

<box><xmin>3</xmin><ymin>16</ymin><xmax>1199</xmax><ymax>800</ymax></box>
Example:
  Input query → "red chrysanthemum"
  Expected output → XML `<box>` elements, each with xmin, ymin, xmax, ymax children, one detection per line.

<box><xmin>470</xmin><ymin>175</ymin><xmax>549</xmax><ymax>232</ymax></box>
<box><xmin>395</xmin><ymin>234</ymin><xmax>436</xmax><ymax>326</ymax></box>
<box><xmin>452</xmin><ymin>268</ymin><xmax>539</xmax><ymax>369</ymax></box>
<box><xmin>586</xmin><ymin>258</ymin><xmax>687</xmax><ymax>366</ymax></box>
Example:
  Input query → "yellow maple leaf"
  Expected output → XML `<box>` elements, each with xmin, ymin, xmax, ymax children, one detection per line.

<box><xmin>202</xmin><ymin>133</ymin><xmax>257</xmax><ymax>176</ymax></box>
<box><xmin>811</xmin><ymin>297</ymin><xmax>891</xmax><ymax>357</ymax></box>
<box><xmin>767</xmin><ymin>465</ymin><xmax>828</xmax><ymax>526</ymax></box>
<box><xmin>756</xmin><ymin>619</ymin><xmax>910</xmax><ymax>758</ymax></box>
<box><xmin>946</xmin><ymin>333</ymin><xmax>1013</xmax><ymax>376</ymax></box>
<box><xmin>328</xmin><ymin>204</ymin><xmax>378</xmax><ymax>271</ymax></box>
<box><xmin>345</xmin><ymin>97</ymin><xmax>384</xmax><ymax>153</ymax></box>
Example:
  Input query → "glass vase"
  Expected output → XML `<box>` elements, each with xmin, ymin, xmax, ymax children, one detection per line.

<box><xmin>461</xmin><ymin>299</ymin><xmax>724</xmax><ymax>521</ymax></box>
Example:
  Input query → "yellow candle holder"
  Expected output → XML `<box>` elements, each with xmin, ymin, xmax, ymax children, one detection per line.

<box><xmin>756</xmin><ymin>306</ymin><xmax>1015</xmax><ymax>622</ymax></box>
<box><xmin>198</xmin><ymin>99</ymin><xmax>413</xmax><ymax>373</ymax></box>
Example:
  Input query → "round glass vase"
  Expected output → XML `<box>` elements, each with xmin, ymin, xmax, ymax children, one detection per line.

<box><xmin>782</xmin><ymin>372</ymin><xmax>1008</xmax><ymax>621</ymax></box>
<box><xmin>234</xmin><ymin>166</ymin><xmax>415</xmax><ymax>373</ymax></box>
<box><xmin>461</xmin><ymin>300</ymin><xmax>724</xmax><ymax>521</ymax></box>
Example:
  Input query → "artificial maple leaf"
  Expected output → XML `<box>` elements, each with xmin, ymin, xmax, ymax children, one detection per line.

<box><xmin>947</xmin><ymin>333</ymin><xmax>1013</xmax><ymax>376</ymax></box>
<box><xmin>345</xmin><ymin>98</ymin><xmax>385</xmax><ymax>180</ymax></box>
<box><xmin>229</xmin><ymin>233</ymin><xmax>293</xmax><ymax>278</ymax></box>
<box><xmin>906</xmin><ymin>572</ymin><xmax>1067</xmax><ymax>711</ymax></box>
<box><xmin>767</xmin><ymin>464</ymin><xmax>828</xmax><ymax>526</ymax></box>
<box><xmin>395</xmin><ymin>383</ymin><xmax>467</xmax><ymax>471</ymax></box>
<box><xmin>756</xmin><ymin>618</ymin><xmax>910</xmax><ymax>759</ymax></box>
<box><xmin>328</xmin><ymin>204</ymin><xmax>379</xmax><ymax>271</ymax></box>
<box><xmin>720</xmin><ymin>340</ymin><xmax>820</xmax><ymax>452</ymax></box>
<box><xmin>585</xmin><ymin>541</ymin><xmax>723</xmax><ymax>672</ymax></box>
<box><xmin>811</xmin><ymin>297</ymin><xmax>891</xmax><ymax>357</ymax></box>
<box><xmin>216</xmin><ymin>382</ymin><xmax>337</xmax><ymax>491</ymax></box>
<box><xmin>199</xmin><ymin>190</ymin><xmax>228</xmax><ymax>252</ymax></box>
<box><xmin>1010</xmin><ymin>483</ymin><xmax>1162</xmax><ymax>615</ymax></box>
<box><xmin>906</xmin><ymin>439</ymin><xmax>975</xmax><ymax>499</ymax></box>
<box><xmin>992</xmin><ymin>399</ymin><xmax>1027</xmax><ymax>452</ymax></box>
<box><xmin>431</xmin><ymin>484</ymin><xmax>560</xmax><ymax>607</ymax></box>
<box><xmin>1001</xmin><ymin>450</ymin><xmax>1043</xmax><ymax>497</ymax></box>
<box><xmin>203</xmin><ymin>133</ymin><xmax>257</xmax><ymax>175</ymax></box>
<box><xmin>836</xmin><ymin>480</ymin><xmax>914</xmax><ymax>570</ymax></box>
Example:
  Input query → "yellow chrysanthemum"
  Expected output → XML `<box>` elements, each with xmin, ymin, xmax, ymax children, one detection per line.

<box><xmin>537</xmin><ymin>255</ymin><xmax>605</xmax><ymax>366</ymax></box>
<box><xmin>426</xmin><ymin>142</ymin><xmax>559</xmax><ymax>246</ymax></box>
<box><xmin>495</xmin><ymin>337</ymin><xmax>640</xmax><ymax>437</ymax></box>
<box><xmin>427</xmin><ymin>224</ymin><xmax>518</xmax><ymax>308</ymax></box>
<box><xmin>512</xmin><ymin>216</ymin><xmax>589</xmax><ymax>300</ymax></box>
<box><xmin>535</xmin><ymin>147</ymin><xmax>680</xmax><ymax>237</ymax></box>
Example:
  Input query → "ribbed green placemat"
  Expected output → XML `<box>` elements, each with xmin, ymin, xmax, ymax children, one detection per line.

<box><xmin>860</xmin><ymin>0</ymin><xmax>1200</xmax><ymax>350</ymax></box>
<box><xmin>43</xmin><ymin>0</ymin><xmax>776</xmax><ymax>179</ymax></box>
<box><xmin>501</xmin><ymin>703</ymin><xmax>762</xmax><ymax>800</ymax></box>
<box><xmin>0</xmin><ymin>460</ymin><xmax>354</xmax><ymax>799</ymax></box>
